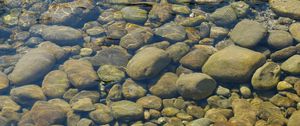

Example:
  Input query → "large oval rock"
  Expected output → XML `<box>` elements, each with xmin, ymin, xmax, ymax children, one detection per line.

<box><xmin>251</xmin><ymin>62</ymin><xmax>281</xmax><ymax>90</ymax></box>
<box><xmin>63</xmin><ymin>60</ymin><xmax>99</xmax><ymax>89</ymax></box>
<box><xmin>41</xmin><ymin>25</ymin><xmax>83</xmax><ymax>46</ymax></box>
<box><xmin>229</xmin><ymin>19</ymin><xmax>266</xmax><ymax>48</ymax></box>
<box><xmin>268</xmin><ymin>30</ymin><xmax>294</xmax><ymax>49</ymax></box>
<box><xmin>8</xmin><ymin>48</ymin><xmax>56</xmax><ymax>85</ymax></box>
<box><xmin>126</xmin><ymin>47</ymin><xmax>171</xmax><ymax>80</ymax></box>
<box><xmin>176</xmin><ymin>73</ymin><xmax>217</xmax><ymax>100</ymax></box>
<box><xmin>110</xmin><ymin>100</ymin><xmax>144</xmax><ymax>121</ymax></box>
<box><xmin>270</xmin><ymin>0</ymin><xmax>300</xmax><ymax>20</ymax></box>
<box><xmin>121</xmin><ymin>6</ymin><xmax>148</xmax><ymax>24</ymax></box>
<box><xmin>281</xmin><ymin>55</ymin><xmax>300</xmax><ymax>75</ymax></box>
<box><xmin>42</xmin><ymin>70</ymin><xmax>70</xmax><ymax>98</ymax></box>
<box><xmin>150</xmin><ymin>72</ymin><xmax>178</xmax><ymax>98</ymax></box>
<box><xmin>10</xmin><ymin>85</ymin><xmax>46</xmax><ymax>106</ymax></box>
<box><xmin>288</xmin><ymin>110</ymin><xmax>300</xmax><ymax>126</ymax></box>
<box><xmin>18</xmin><ymin>101</ymin><xmax>66</xmax><ymax>126</ymax></box>
<box><xmin>202</xmin><ymin>46</ymin><xmax>266</xmax><ymax>83</ymax></box>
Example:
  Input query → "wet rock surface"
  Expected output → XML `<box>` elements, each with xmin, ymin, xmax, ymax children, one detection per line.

<box><xmin>1</xmin><ymin>0</ymin><xmax>300</xmax><ymax>125</ymax></box>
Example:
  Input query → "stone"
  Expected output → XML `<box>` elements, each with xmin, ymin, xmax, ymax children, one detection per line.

<box><xmin>251</xmin><ymin>62</ymin><xmax>281</xmax><ymax>90</ymax></box>
<box><xmin>216</xmin><ymin>86</ymin><xmax>230</xmax><ymax>97</ymax></box>
<box><xmin>89</xmin><ymin>104</ymin><xmax>113</xmax><ymax>125</ymax></box>
<box><xmin>186</xmin><ymin>118</ymin><xmax>212</xmax><ymax>126</ymax></box>
<box><xmin>176</xmin><ymin>73</ymin><xmax>217</xmax><ymax>100</ymax></box>
<box><xmin>71</xmin><ymin>98</ymin><xmax>95</xmax><ymax>112</ymax></box>
<box><xmin>0</xmin><ymin>72</ymin><xmax>9</xmax><ymax>93</ymax></box>
<box><xmin>38</xmin><ymin>41</ymin><xmax>67</xmax><ymax>61</ymax></box>
<box><xmin>126</xmin><ymin>47</ymin><xmax>171</xmax><ymax>80</ymax></box>
<box><xmin>270</xmin><ymin>94</ymin><xmax>295</xmax><ymax>107</ymax></box>
<box><xmin>121</xmin><ymin>6</ymin><xmax>148</xmax><ymax>24</ymax></box>
<box><xmin>195</xmin><ymin>0</ymin><xmax>223</xmax><ymax>4</ymax></box>
<box><xmin>203</xmin><ymin>46</ymin><xmax>266</xmax><ymax>83</ymax></box>
<box><xmin>48</xmin><ymin>99</ymin><xmax>72</xmax><ymax>113</ymax></box>
<box><xmin>176</xmin><ymin>112</ymin><xmax>193</xmax><ymax>121</ymax></box>
<box><xmin>270</xmin><ymin>46</ymin><xmax>297</xmax><ymax>61</ymax></box>
<box><xmin>267</xmin><ymin>30</ymin><xmax>294</xmax><ymax>49</ymax></box>
<box><xmin>63</xmin><ymin>60</ymin><xmax>99</xmax><ymax>89</ymax></box>
<box><xmin>70</xmin><ymin>90</ymin><xmax>100</xmax><ymax>104</ymax></box>
<box><xmin>257</xmin><ymin>102</ymin><xmax>287</xmax><ymax>125</ymax></box>
<box><xmin>106</xmin><ymin>84</ymin><xmax>122</xmax><ymax>102</ymax></box>
<box><xmin>0</xmin><ymin>96</ymin><xmax>21</xmax><ymax>112</ymax></box>
<box><xmin>63</xmin><ymin>88</ymin><xmax>78</xmax><ymax>102</ymax></box>
<box><xmin>97</xmin><ymin>65</ymin><xmax>125</xmax><ymax>82</ymax></box>
<box><xmin>186</xmin><ymin>105</ymin><xmax>205</xmax><ymax>118</ymax></box>
<box><xmin>8</xmin><ymin>48</ymin><xmax>56</xmax><ymax>85</ymax></box>
<box><xmin>277</xmin><ymin>81</ymin><xmax>293</xmax><ymax>91</ymax></box>
<box><xmin>210</xmin><ymin>26</ymin><xmax>229</xmax><ymax>40</ymax></box>
<box><xmin>154</xmin><ymin>22</ymin><xmax>187</xmax><ymax>42</ymax></box>
<box><xmin>288</xmin><ymin>110</ymin><xmax>300</xmax><ymax>126</ymax></box>
<box><xmin>207</xmin><ymin>96</ymin><xmax>231</xmax><ymax>109</ymax></box>
<box><xmin>240</xmin><ymin>86</ymin><xmax>252</xmax><ymax>98</ymax></box>
<box><xmin>171</xmin><ymin>4</ymin><xmax>191</xmax><ymax>15</ymax></box>
<box><xmin>294</xmin><ymin>81</ymin><xmax>300</xmax><ymax>96</ymax></box>
<box><xmin>18</xmin><ymin>101</ymin><xmax>66</xmax><ymax>126</ymax></box>
<box><xmin>10</xmin><ymin>85</ymin><xmax>46</xmax><ymax>106</ymax></box>
<box><xmin>270</xmin><ymin>0</ymin><xmax>300</xmax><ymax>20</ymax></box>
<box><xmin>86</xmin><ymin>26</ymin><xmax>105</xmax><ymax>37</ymax></box>
<box><xmin>42</xmin><ymin>70</ymin><xmax>70</xmax><ymax>98</ymax></box>
<box><xmin>229</xmin><ymin>20</ymin><xmax>266</xmax><ymax>48</ymax></box>
<box><xmin>120</xmin><ymin>27</ymin><xmax>153</xmax><ymax>50</ymax></box>
<box><xmin>230</xmin><ymin>1</ymin><xmax>250</xmax><ymax>18</ymax></box>
<box><xmin>205</xmin><ymin>108</ymin><xmax>232</xmax><ymax>122</ymax></box>
<box><xmin>150</xmin><ymin>72</ymin><xmax>178</xmax><ymax>98</ymax></box>
<box><xmin>77</xmin><ymin>118</ymin><xmax>94</xmax><ymax>126</ymax></box>
<box><xmin>161</xmin><ymin>107</ymin><xmax>180</xmax><ymax>117</ymax></box>
<box><xmin>106</xmin><ymin>21</ymin><xmax>127</xmax><ymax>39</ymax></box>
<box><xmin>146</xmin><ymin>1</ymin><xmax>173</xmax><ymax>27</ymax></box>
<box><xmin>210</xmin><ymin>5</ymin><xmax>237</xmax><ymax>26</ymax></box>
<box><xmin>110</xmin><ymin>100</ymin><xmax>144</xmax><ymax>121</ymax></box>
<box><xmin>80</xmin><ymin>48</ymin><xmax>93</xmax><ymax>57</ymax></box>
<box><xmin>122</xmin><ymin>79</ymin><xmax>146</xmax><ymax>100</ymax></box>
<box><xmin>85</xmin><ymin>46</ymin><xmax>130</xmax><ymax>67</ymax></box>
<box><xmin>281</xmin><ymin>55</ymin><xmax>300</xmax><ymax>75</ymax></box>
<box><xmin>166</xmin><ymin>42</ymin><xmax>190</xmax><ymax>62</ymax></box>
<box><xmin>137</xmin><ymin>95</ymin><xmax>162</xmax><ymax>110</ymax></box>
<box><xmin>289</xmin><ymin>23</ymin><xmax>300</xmax><ymax>42</ymax></box>
<box><xmin>40</xmin><ymin>0</ymin><xmax>99</xmax><ymax>27</ymax></box>
<box><xmin>179</xmin><ymin>48</ymin><xmax>214</xmax><ymax>70</ymax></box>
<box><xmin>230</xmin><ymin>99</ymin><xmax>256</xmax><ymax>126</ymax></box>
<box><xmin>41</xmin><ymin>25</ymin><xmax>83</xmax><ymax>46</ymax></box>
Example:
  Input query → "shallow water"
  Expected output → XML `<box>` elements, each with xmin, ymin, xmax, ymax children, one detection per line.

<box><xmin>0</xmin><ymin>0</ymin><xmax>300</xmax><ymax>126</ymax></box>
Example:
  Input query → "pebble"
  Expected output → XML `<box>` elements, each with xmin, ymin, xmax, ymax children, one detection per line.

<box><xmin>126</xmin><ymin>47</ymin><xmax>171</xmax><ymax>80</ymax></box>
<box><xmin>110</xmin><ymin>100</ymin><xmax>144</xmax><ymax>121</ymax></box>
<box><xmin>120</xmin><ymin>27</ymin><xmax>153</xmax><ymax>50</ymax></box>
<box><xmin>267</xmin><ymin>30</ymin><xmax>294</xmax><ymax>49</ymax></box>
<box><xmin>80</xmin><ymin>48</ymin><xmax>93</xmax><ymax>57</ymax></box>
<box><xmin>240</xmin><ymin>86</ymin><xmax>252</xmax><ymax>98</ymax></box>
<box><xmin>176</xmin><ymin>73</ymin><xmax>217</xmax><ymax>100</ymax></box>
<box><xmin>0</xmin><ymin>72</ymin><xmax>9</xmax><ymax>93</ymax></box>
<box><xmin>288</xmin><ymin>110</ymin><xmax>300</xmax><ymax>126</ymax></box>
<box><xmin>270</xmin><ymin>46</ymin><xmax>297</xmax><ymax>61</ymax></box>
<box><xmin>10</xmin><ymin>85</ymin><xmax>46</xmax><ymax>106</ymax></box>
<box><xmin>216</xmin><ymin>86</ymin><xmax>231</xmax><ymax>97</ymax></box>
<box><xmin>122</xmin><ymin>78</ymin><xmax>146</xmax><ymax>100</ymax></box>
<box><xmin>71</xmin><ymin>98</ymin><xmax>96</xmax><ymax>112</ymax></box>
<box><xmin>42</xmin><ymin>70</ymin><xmax>70</xmax><ymax>98</ymax></box>
<box><xmin>97</xmin><ymin>64</ymin><xmax>125</xmax><ymax>82</ymax></box>
<box><xmin>150</xmin><ymin>72</ymin><xmax>179</xmax><ymax>98</ymax></box>
<box><xmin>229</xmin><ymin>20</ymin><xmax>267</xmax><ymax>48</ymax></box>
<box><xmin>270</xmin><ymin>0</ymin><xmax>300</xmax><ymax>20</ymax></box>
<box><xmin>89</xmin><ymin>104</ymin><xmax>113</xmax><ymax>125</ymax></box>
<box><xmin>166</xmin><ymin>42</ymin><xmax>190</xmax><ymax>62</ymax></box>
<box><xmin>179</xmin><ymin>48</ymin><xmax>214</xmax><ymax>70</ymax></box>
<box><xmin>289</xmin><ymin>23</ymin><xmax>300</xmax><ymax>43</ymax></box>
<box><xmin>154</xmin><ymin>22</ymin><xmax>187</xmax><ymax>42</ymax></box>
<box><xmin>63</xmin><ymin>60</ymin><xmax>99</xmax><ymax>89</ymax></box>
<box><xmin>210</xmin><ymin>5</ymin><xmax>237</xmax><ymax>26</ymax></box>
<box><xmin>121</xmin><ymin>6</ymin><xmax>148</xmax><ymax>24</ymax></box>
<box><xmin>137</xmin><ymin>95</ymin><xmax>162</xmax><ymax>110</ymax></box>
<box><xmin>203</xmin><ymin>45</ymin><xmax>266</xmax><ymax>83</ymax></box>
<box><xmin>281</xmin><ymin>55</ymin><xmax>300</xmax><ymax>75</ymax></box>
<box><xmin>277</xmin><ymin>81</ymin><xmax>293</xmax><ymax>91</ymax></box>
<box><xmin>251</xmin><ymin>61</ymin><xmax>281</xmax><ymax>90</ymax></box>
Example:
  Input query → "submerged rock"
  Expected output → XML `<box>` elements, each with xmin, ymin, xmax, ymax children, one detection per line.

<box><xmin>203</xmin><ymin>46</ymin><xmax>266</xmax><ymax>83</ymax></box>
<box><xmin>210</xmin><ymin>5</ymin><xmax>237</xmax><ymax>26</ymax></box>
<box><xmin>154</xmin><ymin>22</ymin><xmax>187</xmax><ymax>42</ymax></box>
<box><xmin>8</xmin><ymin>48</ymin><xmax>56</xmax><ymax>85</ymax></box>
<box><xmin>120</xmin><ymin>27</ymin><xmax>153</xmax><ymax>50</ymax></box>
<box><xmin>281</xmin><ymin>55</ymin><xmax>300</xmax><ymax>75</ymax></box>
<box><xmin>270</xmin><ymin>0</ymin><xmax>300</xmax><ymax>20</ymax></box>
<box><xmin>229</xmin><ymin>20</ymin><xmax>267</xmax><ymax>48</ymax></box>
<box><xmin>251</xmin><ymin>62</ymin><xmax>281</xmax><ymax>90</ymax></box>
<box><xmin>176</xmin><ymin>73</ymin><xmax>217</xmax><ymax>100</ymax></box>
<box><xmin>289</xmin><ymin>23</ymin><xmax>300</xmax><ymax>42</ymax></box>
<box><xmin>63</xmin><ymin>60</ymin><xmax>99</xmax><ymax>89</ymax></box>
<box><xmin>41</xmin><ymin>25</ymin><xmax>83</xmax><ymax>46</ymax></box>
<box><xmin>126</xmin><ymin>47</ymin><xmax>171</xmax><ymax>80</ymax></box>
<box><xmin>121</xmin><ymin>6</ymin><xmax>148</xmax><ymax>24</ymax></box>
<box><xmin>110</xmin><ymin>100</ymin><xmax>144</xmax><ymax>121</ymax></box>
<box><xmin>10</xmin><ymin>85</ymin><xmax>46</xmax><ymax>106</ymax></box>
<box><xmin>42</xmin><ymin>70</ymin><xmax>70</xmax><ymax>98</ymax></box>
<box><xmin>150</xmin><ymin>72</ymin><xmax>178</xmax><ymax>98</ymax></box>
<box><xmin>0</xmin><ymin>72</ymin><xmax>9</xmax><ymax>93</ymax></box>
